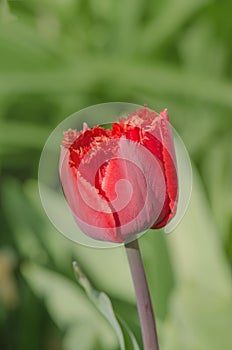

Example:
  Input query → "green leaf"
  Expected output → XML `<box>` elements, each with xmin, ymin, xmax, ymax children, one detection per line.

<box><xmin>2</xmin><ymin>57</ymin><xmax>232</xmax><ymax>110</ymax></box>
<box><xmin>160</xmin><ymin>166</ymin><xmax>232</xmax><ymax>350</ymax></box>
<box><xmin>161</xmin><ymin>285</ymin><xmax>232</xmax><ymax>350</ymax></box>
<box><xmin>0</xmin><ymin>0</ymin><xmax>16</xmax><ymax>22</ymax></box>
<box><xmin>179</xmin><ymin>19</ymin><xmax>228</xmax><ymax>77</ymax></box>
<box><xmin>167</xmin><ymin>166</ymin><xmax>231</xmax><ymax>291</ymax></box>
<box><xmin>21</xmin><ymin>263</ymin><xmax>118</xmax><ymax>350</ymax></box>
<box><xmin>140</xmin><ymin>0</ymin><xmax>210</xmax><ymax>53</ymax></box>
<box><xmin>0</xmin><ymin>122</ymin><xmax>50</xmax><ymax>149</ymax></box>
<box><xmin>73</xmin><ymin>261</ymin><xmax>140</xmax><ymax>350</ymax></box>
<box><xmin>117</xmin><ymin>317</ymin><xmax>141</xmax><ymax>350</ymax></box>
<box><xmin>112</xmin><ymin>0</ymin><xmax>143</xmax><ymax>55</ymax></box>
<box><xmin>202</xmin><ymin>134</ymin><xmax>232</xmax><ymax>240</ymax></box>
<box><xmin>63</xmin><ymin>324</ymin><xmax>103</xmax><ymax>350</ymax></box>
<box><xmin>1</xmin><ymin>179</ymin><xmax>46</xmax><ymax>261</ymax></box>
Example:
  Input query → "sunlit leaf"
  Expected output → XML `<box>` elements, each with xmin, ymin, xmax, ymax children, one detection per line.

<box><xmin>73</xmin><ymin>262</ymin><xmax>140</xmax><ymax>350</ymax></box>
<box><xmin>140</xmin><ymin>0</ymin><xmax>210</xmax><ymax>53</ymax></box>
<box><xmin>161</xmin><ymin>167</ymin><xmax>232</xmax><ymax>350</ymax></box>
<box><xmin>21</xmin><ymin>263</ymin><xmax>118</xmax><ymax>350</ymax></box>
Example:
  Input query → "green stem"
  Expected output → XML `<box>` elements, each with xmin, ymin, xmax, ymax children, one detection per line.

<box><xmin>125</xmin><ymin>239</ymin><xmax>159</xmax><ymax>350</ymax></box>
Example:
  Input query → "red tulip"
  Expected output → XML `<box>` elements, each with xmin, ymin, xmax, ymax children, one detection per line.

<box><xmin>59</xmin><ymin>106</ymin><xmax>178</xmax><ymax>243</ymax></box>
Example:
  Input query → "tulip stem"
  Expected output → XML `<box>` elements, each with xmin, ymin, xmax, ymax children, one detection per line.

<box><xmin>125</xmin><ymin>238</ymin><xmax>159</xmax><ymax>350</ymax></box>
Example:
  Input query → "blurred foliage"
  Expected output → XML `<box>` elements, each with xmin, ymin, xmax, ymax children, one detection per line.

<box><xmin>0</xmin><ymin>0</ymin><xmax>232</xmax><ymax>349</ymax></box>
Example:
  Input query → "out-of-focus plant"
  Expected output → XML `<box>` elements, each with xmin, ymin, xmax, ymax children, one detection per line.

<box><xmin>0</xmin><ymin>0</ymin><xmax>232</xmax><ymax>349</ymax></box>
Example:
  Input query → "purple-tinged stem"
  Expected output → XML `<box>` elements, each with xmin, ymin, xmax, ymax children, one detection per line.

<box><xmin>125</xmin><ymin>239</ymin><xmax>159</xmax><ymax>350</ymax></box>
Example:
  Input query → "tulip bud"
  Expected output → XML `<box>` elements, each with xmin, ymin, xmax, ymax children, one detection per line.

<box><xmin>59</xmin><ymin>106</ymin><xmax>178</xmax><ymax>243</ymax></box>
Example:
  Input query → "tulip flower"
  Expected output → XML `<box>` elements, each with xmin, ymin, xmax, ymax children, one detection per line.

<box><xmin>59</xmin><ymin>105</ymin><xmax>178</xmax><ymax>243</ymax></box>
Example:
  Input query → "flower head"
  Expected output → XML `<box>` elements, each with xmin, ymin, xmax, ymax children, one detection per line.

<box><xmin>59</xmin><ymin>106</ymin><xmax>178</xmax><ymax>243</ymax></box>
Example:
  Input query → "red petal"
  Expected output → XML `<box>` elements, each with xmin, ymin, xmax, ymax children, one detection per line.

<box><xmin>160</xmin><ymin>112</ymin><xmax>178</xmax><ymax>212</ymax></box>
<box><xmin>59</xmin><ymin>146</ymin><xmax>123</xmax><ymax>243</ymax></box>
<box><xmin>100</xmin><ymin>138</ymin><xmax>166</xmax><ymax>239</ymax></box>
<box><xmin>152</xmin><ymin>110</ymin><xmax>178</xmax><ymax>228</ymax></box>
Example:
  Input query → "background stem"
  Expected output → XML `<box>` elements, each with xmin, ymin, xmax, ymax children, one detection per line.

<box><xmin>125</xmin><ymin>239</ymin><xmax>159</xmax><ymax>350</ymax></box>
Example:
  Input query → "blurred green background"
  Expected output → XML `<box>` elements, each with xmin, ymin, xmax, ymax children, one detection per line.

<box><xmin>0</xmin><ymin>0</ymin><xmax>232</xmax><ymax>349</ymax></box>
